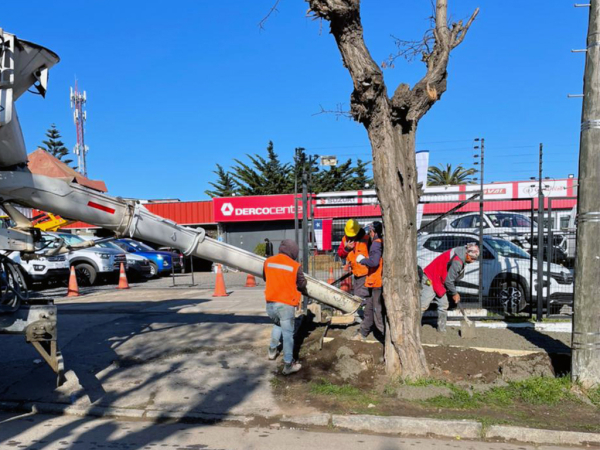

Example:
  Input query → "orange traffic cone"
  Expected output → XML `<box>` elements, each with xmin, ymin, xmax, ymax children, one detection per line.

<box><xmin>341</xmin><ymin>266</ymin><xmax>353</xmax><ymax>293</ymax></box>
<box><xmin>117</xmin><ymin>263</ymin><xmax>130</xmax><ymax>289</ymax></box>
<box><xmin>213</xmin><ymin>264</ymin><xmax>229</xmax><ymax>297</ymax></box>
<box><xmin>67</xmin><ymin>266</ymin><xmax>79</xmax><ymax>297</ymax></box>
<box><xmin>245</xmin><ymin>273</ymin><xmax>257</xmax><ymax>287</ymax></box>
<box><xmin>327</xmin><ymin>267</ymin><xmax>334</xmax><ymax>284</ymax></box>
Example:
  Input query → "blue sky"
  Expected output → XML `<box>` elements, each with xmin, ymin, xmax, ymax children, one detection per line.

<box><xmin>4</xmin><ymin>1</ymin><xmax>585</xmax><ymax>200</ymax></box>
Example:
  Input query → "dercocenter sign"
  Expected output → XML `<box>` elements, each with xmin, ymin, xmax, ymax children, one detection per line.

<box><xmin>213</xmin><ymin>195</ymin><xmax>302</xmax><ymax>222</ymax></box>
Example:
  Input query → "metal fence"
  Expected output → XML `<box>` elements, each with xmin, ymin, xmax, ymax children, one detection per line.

<box><xmin>307</xmin><ymin>191</ymin><xmax>576</xmax><ymax>320</ymax></box>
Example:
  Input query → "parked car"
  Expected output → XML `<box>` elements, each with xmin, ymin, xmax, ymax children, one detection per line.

<box><xmin>417</xmin><ymin>232</ymin><xmax>574</xmax><ymax>314</ymax></box>
<box><xmin>79</xmin><ymin>238</ymin><xmax>153</xmax><ymax>280</ymax></box>
<box><xmin>158</xmin><ymin>247</ymin><xmax>185</xmax><ymax>273</ymax></box>
<box><xmin>113</xmin><ymin>239</ymin><xmax>173</xmax><ymax>278</ymax></box>
<box><xmin>6</xmin><ymin>250</ymin><xmax>69</xmax><ymax>288</ymax></box>
<box><xmin>440</xmin><ymin>211</ymin><xmax>536</xmax><ymax>250</ymax></box>
<box><xmin>45</xmin><ymin>232</ymin><xmax>128</xmax><ymax>286</ymax></box>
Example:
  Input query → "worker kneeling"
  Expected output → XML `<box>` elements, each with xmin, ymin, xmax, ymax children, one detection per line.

<box><xmin>420</xmin><ymin>243</ymin><xmax>480</xmax><ymax>333</ymax></box>
<box><xmin>263</xmin><ymin>239</ymin><xmax>307</xmax><ymax>375</ymax></box>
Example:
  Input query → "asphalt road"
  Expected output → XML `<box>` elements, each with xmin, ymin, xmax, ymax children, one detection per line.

<box><xmin>0</xmin><ymin>411</ymin><xmax>576</xmax><ymax>450</ymax></box>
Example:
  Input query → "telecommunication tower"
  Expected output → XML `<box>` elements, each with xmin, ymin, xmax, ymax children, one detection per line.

<box><xmin>70</xmin><ymin>81</ymin><xmax>88</xmax><ymax>176</ymax></box>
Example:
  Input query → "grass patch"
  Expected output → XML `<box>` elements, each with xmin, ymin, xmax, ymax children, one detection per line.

<box><xmin>310</xmin><ymin>379</ymin><xmax>361</xmax><ymax>397</ymax></box>
<box><xmin>270</xmin><ymin>377</ymin><xmax>282</xmax><ymax>388</ymax></box>
<box><xmin>309</xmin><ymin>379</ymin><xmax>378</xmax><ymax>407</ymax></box>
<box><xmin>588</xmin><ymin>386</ymin><xmax>600</xmax><ymax>408</ymax></box>
<box><xmin>506</xmin><ymin>376</ymin><xmax>574</xmax><ymax>405</ymax></box>
<box><xmin>404</xmin><ymin>378</ymin><xmax>453</xmax><ymax>388</ymax></box>
<box><xmin>422</xmin><ymin>376</ymin><xmax>576</xmax><ymax>410</ymax></box>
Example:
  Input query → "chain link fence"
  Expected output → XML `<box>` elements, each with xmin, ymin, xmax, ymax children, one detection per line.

<box><xmin>307</xmin><ymin>191</ymin><xmax>576</xmax><ymax>320</ymax></box>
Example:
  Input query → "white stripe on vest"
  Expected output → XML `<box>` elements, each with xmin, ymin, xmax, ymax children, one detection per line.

<box><xmin>267</xmin><ymin>262</ymin><xmax>294</xmax><ymax>272</ymax></box>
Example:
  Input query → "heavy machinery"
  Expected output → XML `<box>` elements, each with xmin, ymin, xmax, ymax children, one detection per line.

<box><xmin>0</xmin><ymin>28</ymin><xmax>362</xmax><ymax>385</ymax></box>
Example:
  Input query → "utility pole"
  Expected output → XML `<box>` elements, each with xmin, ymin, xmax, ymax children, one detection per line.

<box><xmin>573</xmin><ymin>0</ymin><xmax>600</xmax><ymax>388</ymax></box>
<box><xmin>536</xmin><ymin>143</ymin><xmax>544</xmax><ymax>322</ymax></box>
<box><xmin>474</xmin><ymin>138</ymin><xmax>484</xmax><ymax>309</ymax></box>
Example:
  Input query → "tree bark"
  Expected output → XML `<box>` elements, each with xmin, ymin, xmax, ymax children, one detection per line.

<box><xmin>306</xmin><ymin>0</ymin><xmax>477</xmax><ymax>378</ymax></box>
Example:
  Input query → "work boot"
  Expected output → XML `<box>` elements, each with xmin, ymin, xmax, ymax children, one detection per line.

<box><xmin>268</xmin><ymin>346</ymin><xmax>280</xmax><ymax>361</ymax></box>
<box><xmin>437</xmin><ymin>311</ymin><xmax>447</xmax><ymax>333</ymax></box>
<box><xmin>351</xmin><ymin>330</ymin><xmax>367</xmax><ymax>341</ymax></box>
<box><xmin>282</xmin><ymin>361</ymin><xmax>302</xmax><ymax>375</ymax></box>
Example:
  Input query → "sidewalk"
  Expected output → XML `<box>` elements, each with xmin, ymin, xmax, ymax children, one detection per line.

<box><xmin>1</xmin><ymin>282</ymin><xmax>595</xmax><ymax>447</ymax></box>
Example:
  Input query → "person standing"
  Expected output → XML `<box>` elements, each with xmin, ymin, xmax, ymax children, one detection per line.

<box><xmin>420</xmin><ymin>243</ymin><xmax>480</xmax><ymax>332</ymax></box>
<box><xmin>264</xmin><ymin>238</ymin><xmax>274</xmax><ymax>257</ymax></box>
<box><xmin>263</xmin><ymin>239</ymin><xmax>307</xmax><ymax>375</ymax></box>
<box><xmin>337</xmin><ymin>219</ymin><xmax>370</xmax><ymax>302</ymax></box>
<box><xmin>352</xmin><ymin>221</ymin><xmax>384</xmax><ymax>340</ymax></box>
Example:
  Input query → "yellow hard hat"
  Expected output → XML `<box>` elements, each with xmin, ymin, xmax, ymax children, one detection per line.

<box><xmin>344</xmin><ymin>219</ymin><xmax>361</xmax><ymax>238</ymax></box>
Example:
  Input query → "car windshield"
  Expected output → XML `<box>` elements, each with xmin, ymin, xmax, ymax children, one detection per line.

<box><xmin>487</xmin><ymin>213</ymin><xmax>532</xmax><ymax>228</ymax></box>
<box><xmin>95</xmin><ymin>241</ymin><xmax>122</xmax><ymax>251</ymax></box>
<box><xmin>125</xmin><ymin>240</ymin><xmax>155</xmax><ymax>252</ymax></box>
<box><xmin>56</xmin><ymin>234</ymin><xmax>85</xmax><ymax>246</ymax></box>
<box><xmin>485</xmin><ymin>238</ymin><xmax>530</xmax><ymax>259</ymax></box>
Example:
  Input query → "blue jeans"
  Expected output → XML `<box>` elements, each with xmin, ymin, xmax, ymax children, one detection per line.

<box><xmin>266</xmin><ymin>302</ymin><xmax>296</xmax><ymax>364</ymax></box>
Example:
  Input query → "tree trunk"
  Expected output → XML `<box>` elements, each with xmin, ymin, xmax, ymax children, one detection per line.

<box><xmin>306</xmin><ymin>0</ymin><xmax>478</xmax><ymax>380</ymax></box>
<box><xmin>368</xmin><ymin>103</ymin><xmax>429</xmax><ymax>378</ymax></box>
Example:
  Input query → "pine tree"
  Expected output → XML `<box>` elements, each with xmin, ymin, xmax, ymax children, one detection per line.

<box><xmin>231</xmin><ymin>141</ymin><xmax>291</xmax><ymax>195</ymax></box>
<box><xmin>315</xmin><ymin>158</ymin><xmax>354</xmax><ymax>192</ymax></box>
<box><xmin>41</xmin><ymin>124</ymin><xmax>74</xmax><ymax>166</ymax></box>
<box><xmin>347</xmin><ymin>158</ymin><xmax>373</xmax><ymax>190</ymax></box>
<box><xmin>289</xmin><ymin>147</ymin><xmax>320</xmax><ymax>193</ymax></box>
<box><xmin>204</xmin><ymin>164</ymin><xmax>237</xmax><ymax>198</ymax></box>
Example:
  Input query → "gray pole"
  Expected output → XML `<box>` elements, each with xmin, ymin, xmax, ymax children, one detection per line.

<box><xmin>478</xmin><ymin>139</ymin><xmax>484</xmax><ymax>310</ymax></box>
<box><xmin>294</xmin><ymin>149</ymin><xmax>300</xmax><ymax>244</ymax></box>
<box><xmin>536</xmin><ymin>143</ymin><xmax>544</xmax><ymax>322</ymax></box>
<box><xmin>302</xmin><ymin>170</ymin><xmax>309</xmax><ymax>273</ymax></box>
<box><xmin>572</xmin><ymin>0</ymin><xmax>600</xmax><ymax>388</ymax></box>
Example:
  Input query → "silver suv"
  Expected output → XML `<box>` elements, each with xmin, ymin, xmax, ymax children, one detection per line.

<box><xmin>45</xmin><ymin>232</ymin><xmax>127</xmax><ymax>285</ymax></box>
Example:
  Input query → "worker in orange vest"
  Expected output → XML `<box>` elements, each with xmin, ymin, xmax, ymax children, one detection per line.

<box><xmin>263</xmin><ymin>239</ymin><xmax>307</xmax><ymax>375</ymax></box>
<box><xmin>337</xmin><ymin>219</ymin><xmax>371</xmax><ymax>302</ymax></box>
<box><xmin>352</xmin><ymin>221</ymin><xmax>384</xmax><ymax>341</ymax></box>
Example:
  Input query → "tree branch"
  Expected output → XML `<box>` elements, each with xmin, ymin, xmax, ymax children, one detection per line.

<box><xmin>306</xmin><ymin>0</ymin><xmax>388</xmax><ymax>126</ymax></box>
<box><xmin>258</xmin><ymin>0</ymin><xmax>283</xmax><ymax>30</ymax></box>
<box><xmin>390</xmin><ymin>1</ymin><xmax>478</xmax><ymax>125</ymax></box>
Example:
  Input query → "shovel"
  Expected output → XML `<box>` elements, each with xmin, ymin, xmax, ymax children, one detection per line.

<box><xmin>458</xmin><ymin>303</ymin><xmax>476</xmax><ymax>339</ymax></box>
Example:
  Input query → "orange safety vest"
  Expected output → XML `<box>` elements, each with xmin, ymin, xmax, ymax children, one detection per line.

<box><xmin>365</xmin><ymin>238</ymin><xmax>383</xmax><ymax>288</ymax></box>
<box><xmin>342</xmin><ymin>235</ymin><xmax>370</xmax><ymax>278</ymax></box>
<box><xmin>264</xmin><ymin>253</ymin><xmax>302</xmax><ymax>307</ymax></box>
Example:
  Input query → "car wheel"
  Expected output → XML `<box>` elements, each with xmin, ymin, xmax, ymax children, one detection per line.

<box><xmin>496</xmin><ymin>279</ymin><xmax>527</xmax><ymax>315</ymax></box>
<box><xmin>148</xmin><ymin>262</ymin><xmax>159</xmax><ymax>278</ymax></box>
<box><xmin>75</xmin><ymin>263</ymin><xmax>96</xmax><ymax>286</ymax></box>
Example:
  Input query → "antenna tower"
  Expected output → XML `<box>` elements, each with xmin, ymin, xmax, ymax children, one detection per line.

<box><xmin>70</xmin><ymin>81</ymin><xmax>88</xmax><ymax>176</ymax></box>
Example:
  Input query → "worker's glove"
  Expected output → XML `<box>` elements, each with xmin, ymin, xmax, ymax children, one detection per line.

<box><xmin>356</xmin><ymin>254</ymin><xmax>366</xmax><ymax>264</ymax></box>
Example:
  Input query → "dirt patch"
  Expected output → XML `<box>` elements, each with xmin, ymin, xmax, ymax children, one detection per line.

<box><xmin>273</xmin><ymin>325</ymin><xmax>600</xmax><ymax>433</ymax></box>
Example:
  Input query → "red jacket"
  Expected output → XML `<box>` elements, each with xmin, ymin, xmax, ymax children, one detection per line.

<box><xmin>423</xmin><ymin>249</ymin><xmax>464</xmax><ymax>297</ymax></box>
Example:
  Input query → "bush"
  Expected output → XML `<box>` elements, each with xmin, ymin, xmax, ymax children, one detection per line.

<box><xmin>254</xmin><ymin>243</ymin><xmax>266</xmax><ymax>257</ymax></box>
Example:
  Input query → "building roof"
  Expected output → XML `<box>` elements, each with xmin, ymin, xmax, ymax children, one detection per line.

<box><xmin>27</xmin><ymin>148</ymin><xmax>108</xmax><ymax>192</ymax></box>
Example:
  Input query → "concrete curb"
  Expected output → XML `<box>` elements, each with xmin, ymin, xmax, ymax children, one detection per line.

<box><xmin>485</xmin><ymin>424</ymin><xmax>600</xmax><ymax>446</ymax></box>
<box><xmin>2</xmin><ymin>401</ymin><xmax>599</xmax><ymax>446</ymax></box>
<box><xmin>446</xmin><ymin>320</ymin><xmax>572</xmax><ymax>333</ymax></box>
<box><xmin>331</xmin><ymin>415</ymin><xmax>482</xmax><ymax>439</ymax></box>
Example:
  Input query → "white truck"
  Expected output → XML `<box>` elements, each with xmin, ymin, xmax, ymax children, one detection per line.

<box><xmin>0</xmin><ymin>27</ymin><xmax>362</xmax><ymax>384</ymax></box>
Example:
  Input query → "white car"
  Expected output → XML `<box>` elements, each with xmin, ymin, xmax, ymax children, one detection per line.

<box><xmin>6</xmin><ymin>251</ymin><xmax>70</xmax><ymax>287</ymax></box>
<box><xmin>44</xmin><ymin>232</ymin><xmax>128</xmax><ymax>285</ymax></box>
<box><xmin>437</xmin><ymin>211</ymin><xmax>536</xmax><ymax>250</ymax></box>
<box><xmin>417</xmin><ymin>233</ymin><xmax>573</xmax><ymax>314</ymax></box>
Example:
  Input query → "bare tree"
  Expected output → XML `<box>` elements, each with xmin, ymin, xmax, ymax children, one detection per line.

<box><xmin>306</xmin><ymin>0</ymin><xmax>478</xmax><ymax>378</ymax></box>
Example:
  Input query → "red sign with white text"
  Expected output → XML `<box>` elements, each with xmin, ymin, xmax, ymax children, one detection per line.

<box><xmin>213</xmin><ymin>195</ymin><xmax>303</xmax><ymax>222</ymax></box>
